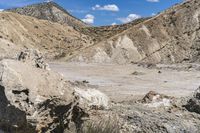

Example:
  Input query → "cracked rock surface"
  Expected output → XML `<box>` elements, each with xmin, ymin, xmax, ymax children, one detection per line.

<box><xmin>0</xmin><ymin>59</ymin><xmax>87</xmax><ymax>132</ymax></box>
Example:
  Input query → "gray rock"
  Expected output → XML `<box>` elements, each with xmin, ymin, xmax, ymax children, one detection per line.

<box><xmin>18</xmin><ymin>49</ymin><xmax>49</xmax><ymax>70</ymax></box>
<box><xmin>0</xmin><ymin>59</ymin><xmax>87</xmax><ymax>132</ymax></box>
<box><xmin>113</xmin><ymin>102</ymin><xmax>200</xmax><ymax>133</ymax></box>
<box><xmin>185</xmin><ymin>86</ymin><xmax>200</xmax><ymax>114</ymax></box>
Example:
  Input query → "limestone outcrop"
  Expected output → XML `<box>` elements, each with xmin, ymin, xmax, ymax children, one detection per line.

<box><xmin>0</xmin><ymin>59</ymin><xmax>86</xmax><ymax>132</ymax></box>
<box><xmin>18</xmin><ymin>49</ymin><xmax>49</xmax><ymax>70</ymax></box>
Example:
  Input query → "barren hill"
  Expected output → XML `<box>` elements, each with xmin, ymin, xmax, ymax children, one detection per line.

<box><xmin>6</xmin><ymin>2</ymin><xmax>149</xmax><ymax>43</ymax></box>
<box><xmin>3</xmin><ymin>0</ymin><xmax>200</xmax><ymax>64</ymax></box>
<box><xmin>80</xmin><ymin>17</ymin><xmax>150</xmax><ymax>43</ymax></box>
<box><xmin>0</xmin><ymin>12</ymin><xmax>93</xmax><ymax>59</ymax></box>
<box><xmin>6</xmin><ymin>2</ymin><xmax>89</xmax><ymax>29</ymax></box>
<box><xmin>2</xmin><ymin>2</ymin><xmax>149</xmax><ymax>61</ymax></box>
<box><xmin>71</xmin><ymin>0</ymin><xmax>200</xmax><ymax>64</ymax></box>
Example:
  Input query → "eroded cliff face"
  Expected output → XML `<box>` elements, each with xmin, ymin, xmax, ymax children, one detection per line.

<box><xmin>71</xmin><ymin>0</ymin><xmax>200</xmax><ymax>64</ymax></box>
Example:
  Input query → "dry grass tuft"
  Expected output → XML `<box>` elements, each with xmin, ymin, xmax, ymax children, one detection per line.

<box><xmin>80</xmin><ymin>118</ymin><xmax>120</xmax><ymax>133</ymax></box>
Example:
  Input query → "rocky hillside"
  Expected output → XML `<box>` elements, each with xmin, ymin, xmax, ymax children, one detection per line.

<box><xmin>80</xmin><ymin>17</ymin><xmax>150</xmax><ymax>43</ymax></box>
<box><xmin>0</xmin><ymin>12</ymin><xmax>93</xmax><ymax>59</ymax></box>
<box><xmin>2</xmin><ymin>1</ymin><xmax>153</xmax><ymax>62</ymax></box>
<box><xmin>0</xmin><ymin>50</ymin><xmax>111</xmax><ymax>132</ymax></box>
<box><xmin>6</xmin><ymin>2</ymin><xmax>149</xmax><ymax>43</ymax></box>
<box><xmin>71</xmin><ymin>0</ymin><xmax>200</xmax><ymax>64</ymax></box>
<box><xmin>6</xmin><ymin>2</ymin><xmax>89</xmax><ymax>30</ymax></box>
<box><xmin>3</xmin><ymin>0</ymin><xmax>200</xmax><ymax>64</ymax></box>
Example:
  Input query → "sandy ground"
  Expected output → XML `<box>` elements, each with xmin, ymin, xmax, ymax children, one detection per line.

<box><xmin>50</xmin><ymin>62</ymin><xmax>200</xmax><ymax>102</ymax></box>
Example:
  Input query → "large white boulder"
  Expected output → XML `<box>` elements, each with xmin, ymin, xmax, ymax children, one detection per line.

<box><xmin>74</xmin><ymin>87</ymin><xmax>110</xmax><ymax>109</ymax></box>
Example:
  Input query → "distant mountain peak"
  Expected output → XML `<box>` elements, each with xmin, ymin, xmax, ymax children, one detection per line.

<box><xmin>6</xmin><ymin>2</ymin><xmax>89</xmax><ymax>29</ymax></box>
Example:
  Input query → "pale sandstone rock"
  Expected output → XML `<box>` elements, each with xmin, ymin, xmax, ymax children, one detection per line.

<box><xmin>74</xmin><ymin>87</ymin><xmax>110</xmax><ymax>110</ymax></box>
<box><xmin>141</xmin><ymin>91</ymin><xmax>174</xmax><ymax>107</ymax></box>
<box><xmin>0</xmin><ymin>59</ymin><xmax>86</xmax><ymax>132</ymax></box>
<box><xmin>18</xmin><ymin>49</ymin><xmax>49</xmax><ymax>70</ymax></box>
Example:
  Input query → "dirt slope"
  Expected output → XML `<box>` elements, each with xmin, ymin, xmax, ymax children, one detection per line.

<box><xmin>0</xmin><ymin>12</ymin><xmax>93</xmax><ymax>59</ymax></box>
<box><xmin>71</xmin><ymin>0</ymin><xmax>200</xmax><ymax>64</ymax></box>
<box><xmin>79</xmin><ymin>18</ymin><xmax>150</xmax><ymax>43</ymax></box>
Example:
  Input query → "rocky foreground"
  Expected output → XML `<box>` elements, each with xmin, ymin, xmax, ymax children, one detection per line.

<box><xmin>0</xmin><ymin>50</ymin><xmax>200</xmax><ymax>133</ymax></box>
<box><xmin>0</xmin><ymin>50</ymin><xmax>108</xmax><ymax>133</ymax></box>
<box><xmin>1</xmin><ymin>0</ymin><xmax>200</xmax><ymax>132</ymax></box>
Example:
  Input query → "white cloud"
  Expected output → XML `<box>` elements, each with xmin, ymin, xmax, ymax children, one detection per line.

<box><xmin>117</xmin><ymin>14</ymin><xmax>141</xmax><ymax>23</ymax></box>
<box><xmin>146</xmin><ymin>0</ymin><xmax>159</xmax><ymax>2</ymax></box>
<box><xmin>45</xmin><ymin>0</ymin><xmax>53</xmax><ymax>2</ymax></box>
<box><xmin>0</xmin><ymin>9</ymin><xmax>4</xmax><ymax>12</ymax></box>
<box><xmin>111</xmin><ymin>22</ymin><xmax>117</xmax><ymax>26</ymax></box>
<box><xmin>82</xmin><ymin>14</ymin><xmax>95</xmax><ymax>24</ymax></box>
<box><xmin>92</xmin><ymin>4</ymin><xmax>119</xmax><ymax>12</ymax></box>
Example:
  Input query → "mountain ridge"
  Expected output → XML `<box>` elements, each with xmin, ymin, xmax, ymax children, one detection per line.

<box><xmin>70</xmin><ymin>0</ymin><xmax>200</xmax><ymax>64</ymax></box>
<box><xmin>6</xmin><ymin>2</ymin><xmax>89</xmax><ymax>29</ymax></box>
<box><xmin>2</xmin><ymin>0</ymin><xmax>200</xmax><ymax>64</ymax></box>
<box><xmin>5</xmin><ymin>2</ymin><xmax>151</xmax><ymax>43</ymax></box>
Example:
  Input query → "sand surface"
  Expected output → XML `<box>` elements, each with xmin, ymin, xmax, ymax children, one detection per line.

<box><xmin>50</xmin><ymin>62</ymin><xmax>200</xmax><ymax>102</ymax></box>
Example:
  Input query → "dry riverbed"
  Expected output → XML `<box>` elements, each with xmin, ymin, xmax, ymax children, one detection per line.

<box><xmin>50</xmin><ymin>62</ymin><xmax>200</xmax><ymax>102</ymax></box>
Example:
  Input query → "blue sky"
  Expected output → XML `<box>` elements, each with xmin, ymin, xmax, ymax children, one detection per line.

<box><xmin>0</xmin><ymin>0</ymin><xmax>183</xmax><ymax>26</ymax></box>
